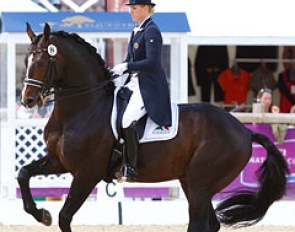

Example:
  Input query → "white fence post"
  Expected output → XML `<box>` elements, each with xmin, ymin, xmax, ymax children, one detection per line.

<box><xmin>5</xmin><ymin>37</ymin><xmax>17</xmax><ymax>199</ymax></box>
<box><xmin>170</xmin><ymin>36</ymin><xmax>188</xmax><ymax>103</ymax></box>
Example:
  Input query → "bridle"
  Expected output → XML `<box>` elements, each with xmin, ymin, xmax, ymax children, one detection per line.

<box><xmin>23</xmin><ymin>41</ymin><xmax>113</xmax><ymax>105</ymax></box>
<box><xmin>24</xmin><ymin>43</ymin><xmax>59</xmax><ymax>98</ymax></box>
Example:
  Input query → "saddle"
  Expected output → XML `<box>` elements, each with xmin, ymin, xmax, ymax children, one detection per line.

<box><xmin>111</xmin><ymin>86</ymin><xmax>179</xmax><ymax>144</ymax></box>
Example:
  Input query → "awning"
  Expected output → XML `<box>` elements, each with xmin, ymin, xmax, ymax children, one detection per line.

<box><xmin>0</xmin><ymin>12</ymin><xmax>190</xmax><ymax>33</ymax></box>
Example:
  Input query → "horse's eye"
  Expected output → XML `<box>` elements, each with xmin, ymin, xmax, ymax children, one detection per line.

<box><xmin>36</xmin><ymin>60</ymin><xmax>47</xmax><ymax>67</ymax></box>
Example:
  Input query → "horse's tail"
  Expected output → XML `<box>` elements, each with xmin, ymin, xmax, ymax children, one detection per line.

<box><xmin>216</xmin><ymin>131</ymin><xmax>289</xmax><ymax>226</ymax></box>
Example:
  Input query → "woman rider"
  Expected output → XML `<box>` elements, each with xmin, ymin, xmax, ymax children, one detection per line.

<box><xmin>111</xmin><ymin>0</ymin><xmax>172</xmax><ymax>181</ymax></box>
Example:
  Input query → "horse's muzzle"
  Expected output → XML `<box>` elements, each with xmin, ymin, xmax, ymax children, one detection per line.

<box><xmin>21</xmin><ymin>97</ymin><xmax>36</xmax><ymax>108</ymax></box>
<box><xmin>21</xmin><ymin>95</ymin><xmax>44</xmax><ymax>109</ymax></box>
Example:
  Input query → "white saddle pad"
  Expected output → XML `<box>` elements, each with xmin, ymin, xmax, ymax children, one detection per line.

<box><xmin>111</xmin><ymin>87</ymin><xmax>179</xmax><ymax>144</ymax></box>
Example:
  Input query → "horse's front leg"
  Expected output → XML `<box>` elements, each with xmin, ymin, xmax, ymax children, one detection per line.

<box><xmin>58</xmin><ymin>174</ymin><xmax>99</xmax><ymax>232</ymax></box>
<box><xmin>17</xmin><ymin>154</ymin><xmax>67</xmax><ymax>226</ymax></box>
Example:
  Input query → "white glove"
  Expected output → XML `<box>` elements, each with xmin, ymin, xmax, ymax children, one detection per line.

<box><xmin>111</xmin><ymin>63</ymin><xmax>128</xmax><ymax>76</ymax></box>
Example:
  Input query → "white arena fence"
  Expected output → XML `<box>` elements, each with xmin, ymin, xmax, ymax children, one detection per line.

<box><xmin>15</xmin><ymin>119</ymin><xmax>72</xmax><ymax>188</ymax></box>
<box><xmin>14</xmin><ymin>113</ymin><xmax>295</xmax><ymax>186</ymax></box>
<box><xmin>231</xmin><ymin>112</ymin><xmax>295</xmax><ymax>124</ymax></box>
<box><xmin>0</xmin><ymin>112</ymin><xmax>294</xmax><ymax>225</ymax></box>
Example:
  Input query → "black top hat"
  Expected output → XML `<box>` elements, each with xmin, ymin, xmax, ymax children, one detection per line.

<box><xmin>126</xmin><ymin>0</ymin><xmax>156</xmax><ymax>7</ymax></box>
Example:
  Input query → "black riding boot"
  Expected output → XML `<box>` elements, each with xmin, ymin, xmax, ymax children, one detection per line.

<box><xmin>123</xmin><ymin>121</ymin><xmax>138</xmax><ymax>182</ymax></box>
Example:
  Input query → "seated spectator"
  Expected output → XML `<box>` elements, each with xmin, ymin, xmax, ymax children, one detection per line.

<box><xmin>257</xmin><ymin>88</ymin><xmax>287</xmax><ymax>144</ymax></box>
<box><xmin>256</xmin><ymin>88</ymin><xmax>280</xmax><ymax>113</ymax></box>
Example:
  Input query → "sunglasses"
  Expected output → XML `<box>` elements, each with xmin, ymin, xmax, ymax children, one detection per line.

<box><xmin>259</xmin><ymin>88</ymin><xmax>272</xmax><ymax>94</ymax></box>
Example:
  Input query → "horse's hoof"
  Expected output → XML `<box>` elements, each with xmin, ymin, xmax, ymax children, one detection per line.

<box><xmin>41</xmin><ymin>209</ymin><xmax>52</xmax><ymax>226</ymax></box>
<box><xmin>118</xmin><ymin>176</ymin><xmax>128</xmax><ymax>183</ymax></box>
<box><xmin>115</xmin><ymin>171</ymin><xmax>126</xmax><ymax>183</ymax></box>
<box><xmin>114</xmin><ymin>171</ymin><xmax>122</xmax><ymax>178</ymax></box>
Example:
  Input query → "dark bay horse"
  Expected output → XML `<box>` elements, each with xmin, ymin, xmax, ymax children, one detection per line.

<box><xmin>19</xmin><ymin>23</ymin><xmax>289</xmax><ymax>232</ymax></box>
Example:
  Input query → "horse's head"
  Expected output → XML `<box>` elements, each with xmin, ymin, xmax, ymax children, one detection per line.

<box><xmin>21</xmin><ymin>23</ymin><xmax>63</xmax><ymax>108</ymax></box>
<box><xmin>21</xmin><ymin>23</ymin><xmax>112</xmax><ymax>109</ymax></box>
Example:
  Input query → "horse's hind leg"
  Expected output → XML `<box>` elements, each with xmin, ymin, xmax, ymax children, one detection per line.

<box><xmin>58</xmin><ymin>175</ymin><xmax>98</xmax><ymax>232</ymax></box>
<box><xmin>188</xmin><ymin>191</ymin><xmax>220</xmax><ymax>232</ymax></box>
<box><xmin>180</xmin><ymin>179</ymin><xmax>220</xmax><ymax>232</ymax></box>
<box><xmin>17</xmin><ymin>154</ymin><xmax>67</xmax><ymax>225</ymax></box>
<box><xmin>209</xmin><ymin>202</ymin><xmax>220</xmax><ymax>231</ymax></box>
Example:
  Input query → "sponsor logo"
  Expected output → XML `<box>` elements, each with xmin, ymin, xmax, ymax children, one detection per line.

<box><xmin>38</xmin><ymin>15</ymin><xmax>136</xmax><ymax>31</ymax></box>
<box><xmin>61</xmin><ymin>16</ymin><xmax>95</xmax><ymax>28</ymax></box>
<box><xmin>152</xmin><ymin>125</ymin><xmax>171</xmax><ymax>135</ymax></box>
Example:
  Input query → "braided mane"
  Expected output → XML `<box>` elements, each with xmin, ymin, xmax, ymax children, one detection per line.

<box><xmin>33</xmin><ymin>30</ymin><xmax>111</xmax><ymax>78</ymax></box>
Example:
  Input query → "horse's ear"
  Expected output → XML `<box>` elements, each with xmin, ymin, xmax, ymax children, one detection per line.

<box><xmin>26</xmin><ymin>22</ymin><xmax>36</xmax><ymax>42</ymax></box>
<box><xmin>43</xmin><ymin>23</ymin><xmax>51</xmax><ymax>42</ymax></box>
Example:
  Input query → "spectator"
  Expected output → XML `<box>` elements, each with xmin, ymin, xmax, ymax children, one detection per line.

<box><xmin>256</xmin><ymin>88</ymin><xmax>280</xmax><ymax>113</ymax></box>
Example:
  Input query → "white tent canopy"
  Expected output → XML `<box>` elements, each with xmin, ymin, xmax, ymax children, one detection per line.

<box><xmin>155</xmin><ymin>0</ymin><xmax>295</xmax><ymax>45</ymax></box>
<box><xmin>0</xmin><ymin>0</ymin><xmax>47</xmax><ymax>13</ymax></box>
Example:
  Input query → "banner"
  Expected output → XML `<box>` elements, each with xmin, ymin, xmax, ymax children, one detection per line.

<box><xmin>1</xmin><ymin>12</ymin><xmax>190</xmax><ymax>33</ymax></box>
<box><xmin>215</xmin><ymin>124</ymin><xmax>295</xmax><ymax>200</ymax></box>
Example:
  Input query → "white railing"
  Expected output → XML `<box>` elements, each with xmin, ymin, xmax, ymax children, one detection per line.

<box><xmin>231</xmin><ymin>112</ymin><xmax>295</xmax><ymax>124</ymax></box>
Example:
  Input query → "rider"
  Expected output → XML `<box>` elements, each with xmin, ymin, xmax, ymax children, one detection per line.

<box><xmin>111</xmin><ymin>0</ymin><xmax>172</xmax><ymax>181</ymax></box>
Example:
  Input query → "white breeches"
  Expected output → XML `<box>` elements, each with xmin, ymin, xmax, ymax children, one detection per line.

<box><xmin>122</xmin><ymin>75</ymin><xmax>147</xmax><ymax>128</ymax></box>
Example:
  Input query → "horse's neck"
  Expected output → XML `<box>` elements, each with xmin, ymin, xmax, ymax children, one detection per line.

<box><xmin>63</xmin><ymin>69</ymin><xmax>97</xmax><ymax>88</ymax></box>
<box><xmin>53</xmin><ymin>40</ymin><xmax>112</xmax><ymax>124</ymax></box>
<box><xmin>56</xmin><ymin>63</ymin><xmax>111</xmax><ymax>115</ymax></box>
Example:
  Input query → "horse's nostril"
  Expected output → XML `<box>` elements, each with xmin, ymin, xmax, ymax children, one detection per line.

<box><xmin>25</xmin><ymin>97</ymin><xmax>34</xmax><ymax>105</ymax></box>
<box><xmin>22</xmin><ymin>97</ymin><xmax>35</xmax><ymax>108</ymax></box>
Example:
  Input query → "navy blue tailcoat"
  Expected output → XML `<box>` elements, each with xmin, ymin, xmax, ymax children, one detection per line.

<box><xmin>125</xmin><ymin>17</ymin><xmax>172</xmax><ymax>126</ymax></box>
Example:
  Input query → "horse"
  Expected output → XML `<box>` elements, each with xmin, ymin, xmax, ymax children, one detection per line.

<box><xmin>19</xmin><ymin>23</ymin><xmax>289</xmax><ymax>232</ymax></box>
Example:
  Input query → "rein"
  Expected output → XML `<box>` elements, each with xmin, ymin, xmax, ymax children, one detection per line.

<box><xmin>46</xmin><ymin>80</ymin><xmax>114</xmax><ymax>105</ymax></box>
